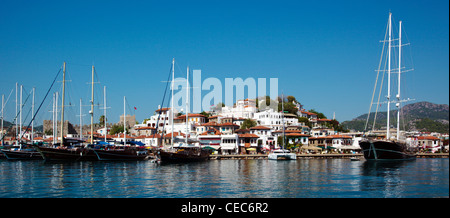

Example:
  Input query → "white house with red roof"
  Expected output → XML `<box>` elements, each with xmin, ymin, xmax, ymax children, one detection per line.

<box><xmin>249</xmin><ymin>125</ymin><xmax>277</xmax><ymax>150</ymax></box>
<box><xmin>417</xmin><ymin>135</ymin><xmax>441</xmax><ymax>152</ymax></box>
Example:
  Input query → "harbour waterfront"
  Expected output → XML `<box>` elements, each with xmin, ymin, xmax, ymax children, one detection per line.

<box><xmin>0</xmin><ymin>158</ymin><xmax>448</xmax><ymax>198</ymax></box>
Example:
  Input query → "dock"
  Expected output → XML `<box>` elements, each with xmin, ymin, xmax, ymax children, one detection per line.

<box><xmin>210</xmin><ymin>153</ymin><xmax>449</xmax><ymax>160</ymax></box>
<box><xmin>415</xmin><ymin>153</ymin><xmax>449</xmax><ymax>158</ymax></box>
<box><xmin>210</xmin><ymin>153</ymin><xmax>363</xmax><ymax>160</ymax></box>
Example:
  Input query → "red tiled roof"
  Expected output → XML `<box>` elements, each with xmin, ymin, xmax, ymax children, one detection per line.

<box><xmin>219</xmin><ymin>122</ymin><xmax>239</xmax><ymax>127</ymax></box>
<box><xmin>164</xmin><ymin>132</ymin><xmax>186</xmax><ymax>138</ymax></box>
<box><xmin>202</xmin><ymin>121</ymin><xmax>220</xmax><ymax>126</ymax></box>
<box><xmin>238</xmin><ymin>133</ymin><xmax>259</xmax><ymax>138</ymax></box>
<box><xmin>250</xmin><ymin>126</ymin><xmax>271</xmax><ymax>130</ymax></box>
<box><xmin>200</xmin><ymin>129</ymin><xmax>222</xmax><ymax>136</ymax></box>
<box><xmin>300</xmin><ymin>111</ymin><xmax>317</xmax><ymax>116</ymax></box>
<box><xmin>177</xmin><ymin>113</ymin><xmax>206</xmax><ymax>118</ymax></box>
<box><xmin>418</xmin><ymin>136</ymin><xmax>440</xmax><ymax>140</ymax></box>
<box><xmin>155</xmin><ymin>107</ymin><xmax>170</xmax><ymax>112</ymax></box>
<box><xmin>286</xmin><ymin>133</ymin><xmax>310</xmax><ymax>137</ymax></box>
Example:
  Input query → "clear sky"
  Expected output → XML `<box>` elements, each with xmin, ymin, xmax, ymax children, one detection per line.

<box><xmin>1</xmin><ymin>0</ymin><xmax>448</xmax><ymax>126</ymax></box>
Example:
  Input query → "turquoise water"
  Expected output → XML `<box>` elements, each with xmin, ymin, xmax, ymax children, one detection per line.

<box><xmin>0</xmin><ymin>158</ymin><xmax>448</xmax><ymax>198</ymax></box>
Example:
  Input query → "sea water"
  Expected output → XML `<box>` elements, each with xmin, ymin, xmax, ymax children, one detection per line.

<box><xmin>0</xmin><ymin>158</ymin><xmax>448</xmax><ymax>198</ymax></box>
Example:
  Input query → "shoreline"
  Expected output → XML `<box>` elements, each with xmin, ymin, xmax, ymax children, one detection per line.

<box><xmin>210</xmin><ymin>153</ymin><xmax>449</xmax><ymax>160</ymax></box>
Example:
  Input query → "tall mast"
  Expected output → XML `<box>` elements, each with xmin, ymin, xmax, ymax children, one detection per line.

<box><xmin>396</xmin><ymin>21</ymin><xmax>402</xmax><ymax>141</ymax></box>
<box><xmin>1</xmin><ymin>94</ymin><xmax>4</xmax><ymax>145</ymax></box>
<box><xmin>104</xmin><ymin>86</ymin><xmax>107</xmax><ymax>142</ymax></box>
<box><xmin>171</xmin><ymin>58</ymin><xmax>175</xmax><ymax>149</ymax></box>
<box><xmin>90</xmin><ymin>65</ymin><xmax>94</xmax><ymax>144</ymax></box>
<box><xmin>60</xmin><ymin>62</ymin><xmax>66</xmax><ymax>145</ymax></box>
<box><xmin>31</xmin><ymin>87</ymin><xmax>35</xmax><ymax>144</ymax></box>
<box><xmin>386</xmin><ymin>13</ymin><xmax>392</xmax><ymax>140</ymax></box>
<box><xmin>79</xmin><ymin>98</ymin><xmax>83</xmax><ymax>142</ymax></box>
<box><xmin>123</xmin><ymin>96</ymin><xmax>126</xmax><ymax>145</ymax></box>
<box><xmin>281</xmin><ymin>93</ymin><xmax>285</xmax><ymax>150</ymax></box>
<box><xmin>53</xmin><ymin>94</ymin><xmax>55</xmax><ymax>144</ymax></box>
<box><xmin>55</xmin><ymin>92</ymin><xmax>58</xmax><ymax>144</ymax></box>
<box><xmin>15</xmin><ymin>82</ymin><xmax>17</xmax><ymax>145</ymax></box>
<box><xmin>19</xmin><ymin>85</ymin><xmax>22</xmax><ymax>146</ymax></box>
<box><xmin>186</xmin><ymin>66</ymin><xmax>189</xmax><ymax>146</ymax></box>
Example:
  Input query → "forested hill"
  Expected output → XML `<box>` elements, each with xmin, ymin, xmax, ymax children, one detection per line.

<box><xmin>342</xmin><ymin>102</ymin><xmax>449</xmax><ymax>133</ymax></box>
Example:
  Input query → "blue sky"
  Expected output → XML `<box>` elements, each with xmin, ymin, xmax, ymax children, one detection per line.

<box><xmin>0</xmin><ymin>0</ymin><xmax>448</xmax><ymax>126</ymax></box>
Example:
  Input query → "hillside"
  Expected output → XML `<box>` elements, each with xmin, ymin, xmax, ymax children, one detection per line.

<box><xmin>342</xmin><ymin>102</ymin><xmax>449</xmax><ymax>133</ymax></box>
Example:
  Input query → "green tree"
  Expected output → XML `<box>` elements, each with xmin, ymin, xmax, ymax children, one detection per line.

<box><xmin>44</xmin><ymin>129</ymin><xmax>53</xmax><ymax>136</ymax></box>
<box><xmin>109</xmin><ymin>124</ymin><xmax>129</xmax><ymax>135</ymax></box>
<box><xmin>298</xmin><ymin>117</ymin><xmax>311</xmax><ymax>128</ymax></box>
<box><xmin>278</xmin><ymin>102</ymin><xmax>298</xmax><ymax>114</ymax></box>
<box><xmin>99</xmin><ymin>115</ymin><xmax>107</xmax><ymax>127</ymax></box>
<box><xmin>240</xmin><ymin>119</ymin><xmax>257</xmax><ymax>129</ymax></box>
<box><xmin>200</xmin><ymin>111</ymin><xmax>211</xmax><ymax>117</ymax></box>
<box><xmin>287</xmin><ymin>95</ymin><xmax>296</xmax><ymax>103</ymax></box>
<box><xmin>308</xmin><ymin>109</ymin><xmax>327</xmax><ymax>119</ymax></box>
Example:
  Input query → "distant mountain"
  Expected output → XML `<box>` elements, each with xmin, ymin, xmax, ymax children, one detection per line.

<box><xmin>1</xmin><ymin>120</ymin><xmax>13</xmax><ymax>128</ymax></box>
<box><xmin>342</xmin><ymin>102</ymin><xmax>449</xmax><ymax>133</ymax></box>
<box><xmin>0</xmin><ymin>120</ymin><xmax>43</xmax><ymax>133</ymax></box>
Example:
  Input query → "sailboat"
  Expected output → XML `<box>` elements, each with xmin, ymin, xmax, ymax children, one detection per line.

<box><xmin>34</xmin><ymin>63</ymin><xmax>97</xmax><ymax>161</ymax></box>
<box><xmin>92</xmin><ymin>96</ymin><xmax>149</xmax><ymax>161</ymax></box>
<box><xmin>359</xmin><ymin>13</ymin><xmax>416</xmax><ymax>161</ymax></box>
<box><xmin>268</xmin><ymin>94</ymin><xmax>296</xmax><ymax>160</ymax></box>
<box><xmin>159</xmin><ymin>60</ymin><xmax>210</xmax><ymax>163</ymax></box>
<box><xmin>1</xmin><ymin>85</ymin><xmax>42</xmax><ymax>160</ymax></box>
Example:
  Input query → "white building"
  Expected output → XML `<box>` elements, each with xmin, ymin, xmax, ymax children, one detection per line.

<box><xmin>310</xmin><ymin>128</ymin><xmax>336</xmax><ymax>137</ymax></box>
<box><xmin>254</xmin><ymin>108</ymin><xmax>300</xmax><ymax>131</ymax></box>
<box><xmin>249</xmin><ymin>126</ymin><xmax>277</xmax><ymax>150</ymax></box>
<box><xmin>144</xmin><ymin>107</ymin><xmax>176</xmax><ymax>131</ymax></box>
<box><xmin>219</xmin><ymin>99</ymin><xmax>257</xmax><ymax>119</ymax></box>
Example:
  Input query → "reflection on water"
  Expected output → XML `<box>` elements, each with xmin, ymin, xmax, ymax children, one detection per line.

<box><xmin>0</xmin><ymin>158</ymin><xmax>448</xmax><ymax>198</ymax></box>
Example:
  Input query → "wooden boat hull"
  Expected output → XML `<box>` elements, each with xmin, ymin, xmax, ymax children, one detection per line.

<box><xmin>34</xmin><ymin>146</ymin><xmax>97</xmax><ymax>161</ymax></box>
<box><xmin>92</xmin><ymin>149</ymin><xmax>149</xmax><ymax>161</ymax></box>
<box><xmin>359</xmin><ymin>140</ymin><xmax>416</xmax><ymax>160</ymax></box>
<box><xmin>159</xmin><ymin>150</ymin><xmax>209</xmax><ymax>163</ymax></box>
<box><xmin>268</xmin><ymin>153</ymin><xmax>297</xmax><ymax>160</ymax></box>
<box><xmin>1</xmin><ymin>149</ymin><xmax>43</xmax><ymax>160</ymax></box>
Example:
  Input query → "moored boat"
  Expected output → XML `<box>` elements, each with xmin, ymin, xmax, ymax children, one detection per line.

<box><xmin>34</xmin><ymin>145</ymin><xmax>97</xmax><ymax>161</ymax></box>
<box><xmin>159</xmin><ymin>147</ymin><xmax>210</xmax><ymax>163</ymax></box>
<box><xmin>93</xmin><ymin>146</ymin><xmax>149</xmax><ymax>161</ymax></box>
<box><xmin>361</xmin><ymin>13</ymin><xmax>416</xmax><ymax>161</ymax></box>
<box><xmin>268</xmin><ymin>149</ymin><xmax>297</xmax><ymax>160</ymax></box>
<box><xmin>359</xmin><ymin>139</ymin><xmax>415</xmax><ymax>160</ymax></box>
<box><xmin>268</xmin><ymin>93</ymin><xmax>296</xmax><ymax>161</ymax></box>
<box><xmin>1</xmin><ymin>147</ymin><xmax>42</xmax><ymax>160</ymax></box>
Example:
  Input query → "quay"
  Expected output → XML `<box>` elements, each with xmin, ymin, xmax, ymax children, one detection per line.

<box><xmin>210</xmin><ymin>153</ymin><xmax>449</xmax><ymax>160</ymax></box>
<box><xmin>416</xmin><ymin>153</ymin><xmax>449</xmax><ymax>158</ymax></box>
<box><xmin>210</xmin><ymin>153</ymin><xmax>364</xmax><ymax>160</ymax></box>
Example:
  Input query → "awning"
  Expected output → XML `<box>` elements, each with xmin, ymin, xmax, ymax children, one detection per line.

<box><xmin>340</xmin><ymin>145</ymin><xmax>361</xmax><ymax>150</ymax></box>
<box><xmin>318</xmin><ymin>145</ymin><xmax>337</xmax><ymax>149</ymax></box>
<box><xmin>204</xmin><ymin>145</ymin><xmax>221</xmax><ymax>150</ymax></box>
<box><xmin>129</xmin><ymin>141</ymin><xmax>145</xmax><ymax>146</ymax></box>
<box><xmin>203</xmin><ymin>146</ymin><xmax>217</xmax><ymax>150</ymax></box>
